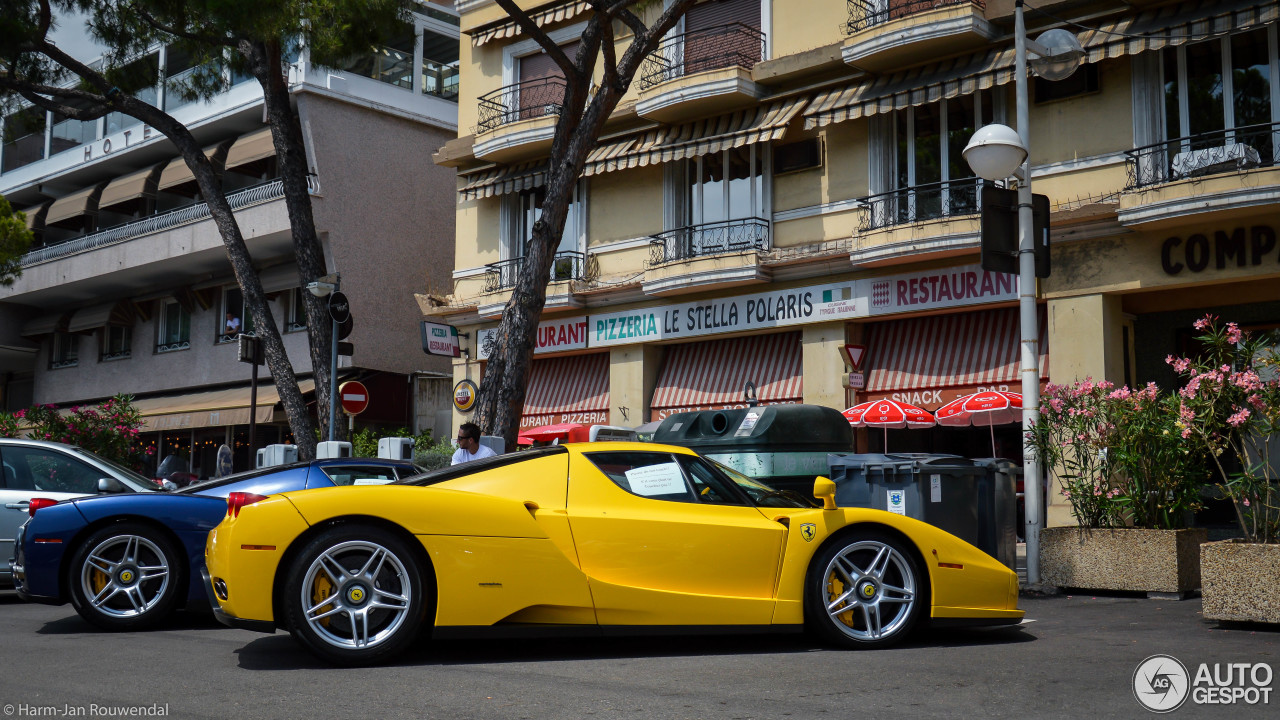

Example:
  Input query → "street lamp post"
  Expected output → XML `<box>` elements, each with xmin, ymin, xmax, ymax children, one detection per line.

<box><xmin>962</xmin><ymin>0</ymin><xmax>1081</xmax><ymax>585</ymax></box>
<box><xmin>305</xmin><ymin>274</ymin><xmax>341</xmax><ymax>442</ymax></box>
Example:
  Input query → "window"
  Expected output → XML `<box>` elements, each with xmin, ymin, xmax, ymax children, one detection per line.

<box><xmin>422</xmin><ymin>29</ymin><xmax>460</xmax><ymax>101</ymax></box>
<box><xmin>2</xmin><ymin>445</ymin><xmax>105</xmax><ymax>493</ymax></box>
<box><xmin>585</xmin><ymin>451</ymin><xmax>745</xmax><ymax>505</ymax></box>
<box><xmin>157</xmin><ymin>300</ymin><xmax>191</xmax><ymax>353</ymax></box>
<box><xmin>2</xmin><ymin>106</ymin><xmax>47</xmax><ymax>173</ymax></box>
<box><xmin>321</xmin><ymin>465</ymin><xmax>398</xmax><ymax>486</ymax></box>
<box><xmin>503</xmin><ymin>183</ymin><xmax>586</xmax><ymax>262</ymax></box>
<box><xmin>50</xmin><ymin>98</ymin><xmax>99</xmax><ymax>156</ymax></box>
<box><xmin>220</xmin><ymin>287</ymin><xmax>254</xmax><ymax>343</ymax></box>
<box><xmin>50</xmin><ymin>332</ymin><xmax>79</xmax><ymax>370</ymax></box>
<box><xmin>1034</xmin><ymin>64</ymin><xmax>1099</xmax><ymax>104</ymax></box>
<box><xmin>682</xmin><ymin>145</ymin><xmax>767</xmax><ymax>227</ymax></box>
<box><xmin>1162</xmin><ymin>28</ymin><xmax>1278</xmax><ymax>164</ymax></box>
<box><xmin>104</xmin><ymin>53</ymin><xmax>160</xmax><ymax>135</ymax></box>
<box><xmin>774</xmin><ymin>138</ymin><xmax>822</xmax><ymax>175</ymax></box>
<box><xmin>343</xmin><ymin>22</ymin><xmax>415</xmax><ymax>89</ymax></box>
<box><xmin>163</xmin><ymin>46</ymin><xmax>201</xmax><ymax>112</ymax></box>
<box><xmin>101</xmin><ymin>326</ymin><xmax>132</xmax><ymax>362</ymax></box>
<box><xmin>285</xmin><ymin>288</ymin><xmax>308</xmax><ymax>332</ymax></box>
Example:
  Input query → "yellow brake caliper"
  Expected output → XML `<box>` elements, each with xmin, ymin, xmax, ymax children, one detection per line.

<box><xmin>827</xmin><ymin>573</ymin><xmax>855</xmax><ymax>627</ymax></box>
<box><xmin>313</xmin><ymin>575</ymin><xmax>335</xmax><ymax>627</ymax></box>
<box><xmin>91</xmin><ymin>568</ymin><xmax>109</xmax><ymax>596</ymax></box>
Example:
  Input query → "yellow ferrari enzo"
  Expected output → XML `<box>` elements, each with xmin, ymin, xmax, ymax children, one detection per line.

<box><xmin>205</xmin><ymin>443</ymin><xmax>1022</xmax><ymax>665</ymax></box>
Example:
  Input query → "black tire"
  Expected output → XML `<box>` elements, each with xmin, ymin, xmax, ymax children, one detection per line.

<box><xmin>282</xmin><ymin>525</ymin><xmax>428</xmax><ymax>666</ymax></box>
<box><xmin>68</xmin><ymin>522</ymin><xmax>182</xmax><ymax>631</ymax></box>
<box><xmin>804</xmin><ymin>529</ymin><xmax>925</xmax><ymax>649</ymax></box>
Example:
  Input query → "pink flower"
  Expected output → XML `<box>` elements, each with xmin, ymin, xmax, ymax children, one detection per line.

<box><xmin>1227</xmin><ymin>408</ymin><xmax>1251</xmax><ymax>427</ymax></box>
<box><xmin>1194</xmin><ymin>314</ymin><xmax>1216</xmax><ymax>331</ymax></box>
<box><xmin>1243</xmin><ymin>498</ymin><xmax>1251</xmax><ymax>507</ymax></box>
<box><xmin>14</xmin><ymin>409</ymin><xmax>24</xmax><ymax>418</ymax></box>
<box><xmin>1107</xmin><ymin>387</ymin><xmax>1132</xmax><ymax>400</ymax></box>
<box><xmin>1225</xmin><ymin>323</ymin><xmax>1242</xmax><ymax>344</ymax></box>
<box><xmin>1181</xmin><ymin>427</ymin><xmax>1193</xmax><ymax>439</ymax></box>
<box><xmin>1248</xmin><ymin>394</ymin><xmax>1266</xmax><ymax>410</ymax></box>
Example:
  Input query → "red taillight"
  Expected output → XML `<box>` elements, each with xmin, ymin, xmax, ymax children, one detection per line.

<box><xmin>29</xmin><ymin>497</ymin><xmax>59</xmax><ymax>517</ymax></box>
<box><xmin>226</xmin><ymin>492</ymin><xmax>268</xmax><ymax>519</ymax></box>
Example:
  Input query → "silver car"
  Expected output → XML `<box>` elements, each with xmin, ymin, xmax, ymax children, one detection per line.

<box><xmin>1</xmin><ymin>439</ymin><xmax>156</xmax><ymax>586</ymax></box>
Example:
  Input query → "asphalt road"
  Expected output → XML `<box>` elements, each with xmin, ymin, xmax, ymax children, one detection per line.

<box><xmin>0</xmin><ymin>588</ymin><xmax>1275</xmax><ymax>720</ymax></box>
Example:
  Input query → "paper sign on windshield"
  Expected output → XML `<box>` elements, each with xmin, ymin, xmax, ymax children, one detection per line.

<box><xmin>625</xmin><ymin>463</ymin><xmax>686</xmax><ymax>496</ymax></box>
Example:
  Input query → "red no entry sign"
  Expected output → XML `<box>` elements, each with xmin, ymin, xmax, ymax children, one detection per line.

<box><xmin>339</xmin><ymin>380</ymin><xmax>369</xmax><ymax>415</ymax></box>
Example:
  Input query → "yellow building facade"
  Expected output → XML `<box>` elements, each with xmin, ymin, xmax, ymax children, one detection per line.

<box><xmin>429</xmin><ymin>0</ymin><xmax>1280</xmax><ymax>527</ymax></box>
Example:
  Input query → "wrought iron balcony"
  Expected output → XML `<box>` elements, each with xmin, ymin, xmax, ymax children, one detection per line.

<box><xmin>859</xmin><ymin>178</ymin><xmax>985</xmax><ymax>232</ymax></box>
<box><xmin>476</xmin><ymin>76</ymin><xmax>568</xmax><ymax>133</ymax></box>
<box><xmin>155</xmin><ymin>339</ymin><xmax>191</xmax><ymax>354</ymax></box>
<box><xmin>648</xmin><ymin>217</ymin><xmax>770</xmax><ymax>265</ymax></box>
<box><xmin>846</xmin><ymin>0</ymin><xmax>986</xmax><ymax>34</ymax></box>
<box><xmin>639</xmin><ymin>23</ymin><xmax>765</xmax><ymax>90</ymax></box>
<box><xmin>1125</xmin><ymin>122</ymin><xmax>1278</xmax><ymax>190</ymax></box>
<box><xmin>484</xmin><ymin>251</ymin><xmax>585</xmax><ymax>292</ymax></box>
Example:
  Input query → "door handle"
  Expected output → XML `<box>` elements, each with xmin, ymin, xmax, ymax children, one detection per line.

<box><xmin>5</xmin><ymin>501</ymin><xmax>30</xmax><ymax>509</ymax></box>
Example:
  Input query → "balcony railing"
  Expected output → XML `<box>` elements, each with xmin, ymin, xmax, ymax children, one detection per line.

<box><xmin>640</xmin><ymin>23</ymin><xmax>765</xmax><ymax>90</ymax></box>
<box><xmin>859</xmin><ymin>178</ymin><xmax>985</xmax><ymax>232</ymax></box>
<box><xmin>1125</xmin><ymin>122</ymin><xmax>1279</xmax><ymax>190</ymax></box>
<box><xmin>156</xmin><ymin>339</ymin><xmax>190</xmax><ymax>353</ymax></box>
<box><xmin>484</xmin><ymin>251</ymin><xmax>585</xmax><ymax>292</ymax></box>
<box><xmin>846</xmin><ymin>0</ymin><xmax>986</xmax><ymax>34</ymax></box>
<box><xmin>648</xmin><ymin>217</ymin><xmax>770</xmax><ymax>265</ymax></box>
<box><xmin>22</xmin><ymin>178</ymin><xmax>296</xmax><ymax>267</ymax></box>
<box><xmin>476</xmin><ymin>76</ymin><xmax>568</xmax><ymax>133</ymax></box>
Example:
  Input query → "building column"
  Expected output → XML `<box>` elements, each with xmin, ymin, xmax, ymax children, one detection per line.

<box><xmin>609</xmin><ymin>344</ymin><xmax>663</xmax><ymax>426</ymax></box>
<box><xmin>801</xmin><ymin>321</ymin><xmax>848</xmax><ymax>410</ymax></box>
<box><xmin>1044</xmin><ymin>293</ymin><xmax>1126</xmax><ymax>528</ymax></box>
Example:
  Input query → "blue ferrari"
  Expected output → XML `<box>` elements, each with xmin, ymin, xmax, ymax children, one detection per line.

<box><xmin>9</xmin><ymin>458</ymin><xmax>422</xmax><ymax>630</ymax></box>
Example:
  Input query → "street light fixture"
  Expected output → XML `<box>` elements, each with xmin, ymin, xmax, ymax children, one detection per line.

<box><xmin>961</xmin><ymin>0</ymin><xmax>1082</xmax><ymax>586</ymax></box>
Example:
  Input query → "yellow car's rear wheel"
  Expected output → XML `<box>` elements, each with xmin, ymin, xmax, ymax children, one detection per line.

<box><xmin>805</xmin><ymin>530</ymin><xmax>923</xmax><ymax>649</ymax></box>
<box><xmin>283</xmin><ymin>525</ymin><xmax>427</xmax><ymax>666</ymax></box>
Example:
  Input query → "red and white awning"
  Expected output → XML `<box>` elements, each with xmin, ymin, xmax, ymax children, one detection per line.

<box><xmin>864</xmin><ymin>307</ymin><xmax>1048</xmax><ymax>403</ymax></box>
<box><xmin>650</xmin><ymin>332</ymin><xmax>802</xmax><ymax>420</ymax></box>
<box><xmin>521</xmin><ymin>353</ymin><xmax>610</xmax><ymax>428</ymax></box>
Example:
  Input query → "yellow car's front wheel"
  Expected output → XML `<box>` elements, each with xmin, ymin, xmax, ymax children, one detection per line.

<box><xmin>805</xmin><ymin>530</ymin><xmax>924</xmax><ymax>649</ymax></box>
<box><xmin>282</xmin><ymin>525</ymin><xmax>428</xmax><ymax>666</ymax></box>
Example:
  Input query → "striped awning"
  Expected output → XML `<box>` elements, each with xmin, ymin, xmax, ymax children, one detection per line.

<box><xmin>469</xmin><ymin>1</ymin><xmax>591</xmax><ymax>46</ymax></box>
<box><xmin>864</xmin><ymin>308</ymin><xmax>1048</xmax><ymax>394</ymax></box>
<box><xmin>520</xmin><ymin>352</ymin><xmax>610</xmax><ymax>426</ymax></box>
<box><xmin>459</xmin><ymin>98</ymin><xmax>804</xmax><ymax>199</ymax></box>
<box><xmin>804</xmin><ymin>0</ymin><xmax>1278</xmax><ymax>129</ymax></box>
<box><xmin>650</xmin><ymin>332</ymin><xmax>803</xmax><ymax>418</ymax></box>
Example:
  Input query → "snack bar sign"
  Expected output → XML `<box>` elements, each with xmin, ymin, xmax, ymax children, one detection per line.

<box><xmin>477</xmin><ymin>316</ymin><xmax>588</xmax><ymax>360</ymax></box>
<box><xmin>590</xmin><ymin>281</ymin><xmax>862</xmax><ymax>347</ymax></box>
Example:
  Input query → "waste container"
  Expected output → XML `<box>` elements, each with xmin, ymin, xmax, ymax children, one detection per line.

<box><xmin>653</xmin><ymin>405</ymin><xmax>853</xmax><ymax>494</ymax></box>
<box><xmin>828</xmin><ymin>453</ymin><xmax>1016</xmax><ymax>569</ymax></box>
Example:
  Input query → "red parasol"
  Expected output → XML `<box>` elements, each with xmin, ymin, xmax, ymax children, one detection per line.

<box><xmin>519</xmin><ymin>422</ymin><xmax>589</xmax><ymax>442</ymax></box>
<box><xmin>843</xmin><ymin>399</ymin><xmax>936</xmax><ymax>451</ymax></box>
<box><xmin>934</xmin><ymin>391</ymin><xmax>1023</xmax><ymax>456</ymax></box>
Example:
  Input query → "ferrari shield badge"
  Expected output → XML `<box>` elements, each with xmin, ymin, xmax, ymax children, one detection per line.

<box><xmin>800</xmin><ymin>523</ymin><xmax>817</xmax><ymax>542</ymax></box>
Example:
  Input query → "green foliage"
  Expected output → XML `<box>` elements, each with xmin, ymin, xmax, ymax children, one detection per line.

<box><xmin>0</xmin><ymin>195</ymin><xmax>34</xmax><ymax>286</ymax></box>
<box><xmin>345</xmin><ymin>425</ymin><xmax>451</xmax><ymax>470</ymax></box>
<box><xmin>0</xmin><ymin>394</ymin><xmax>149</xmax><ymax>466</ymax></box>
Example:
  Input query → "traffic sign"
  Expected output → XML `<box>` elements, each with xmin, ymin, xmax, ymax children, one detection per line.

<box><xmin>338</xmin><ymin>313</ymin><xmax>353</xmax><ymax>341</ymax></box>
<box><xmin>328</xmin><ymin>291</ymin><xmax>351</xmax><ymax>324</ymax></box>
<box><xmin>842</xmin><ymin>344</ymin><xmax>866</xmax><ymax>371</ymax></box>
<box><xmin>339</xmin><ymin>380</ymin><xmax>369</xmax><ymax>415</ymax></box>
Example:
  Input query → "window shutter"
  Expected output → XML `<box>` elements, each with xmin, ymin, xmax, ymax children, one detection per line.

<box><xmin>685</xmin><ymin>0</ymin><xmax>760</xmax><ymax>33</ymax></box>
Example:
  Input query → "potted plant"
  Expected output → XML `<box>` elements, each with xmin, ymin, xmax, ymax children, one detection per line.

<box><xmin>1029</xmin><ymin>379</ymin><xmax>1208</xmax><ymax>596</ymax></box>
<box><xmin>1169</xmin><ymin>316</ymin><xmax>1280</xmax><ymax>623</ymax></box>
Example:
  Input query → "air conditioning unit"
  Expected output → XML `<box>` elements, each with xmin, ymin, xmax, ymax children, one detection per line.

<box><xmin>317</xmin><ymin>441</ymin><xmax>352</xmax><ymax>459</ymax></box>
<box><xmin>257</xmin><ymin>444</ymin><xmax>298</xmax><ymax>468</ymax></box>
<box><xmin>378</xmin><ymin>437</ymin><xmax>415</xmax><ymax>460</ymax></box>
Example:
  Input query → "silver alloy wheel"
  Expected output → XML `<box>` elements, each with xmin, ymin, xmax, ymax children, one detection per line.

<box><xmin>821</xmin><ymin>539</ymin><xmax>917</xmax><ymax>642</ymax></box>
<box><xmin>79</xmin><ymin>534</ymin><xmax>172</xmax><ymax>618</ymax></box>
<box><xmin>300</xmin><ymin>540</ymin><xmax>413</xmax><ymax>650</ymax></box>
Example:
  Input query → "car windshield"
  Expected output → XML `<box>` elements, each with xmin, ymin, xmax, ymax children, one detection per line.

<box><xmin>708</xmin><ymin>459</ymin><xmax>815</xmax><ymax>509</ymax></box>
<box><xmin>69</xmin><ymin>447</ymin><xmax>155</xmax><ymax>492</ymax></box>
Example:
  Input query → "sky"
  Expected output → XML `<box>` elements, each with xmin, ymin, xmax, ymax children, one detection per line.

<box><xmin>47</xmin><ymin>8</ymin><xmax>111</xmax><ymax>64</ymax></box>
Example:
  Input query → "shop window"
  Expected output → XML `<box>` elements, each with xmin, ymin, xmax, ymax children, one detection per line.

<box><xmin>285</xmin><ymin>287</ymin><xmax>308</xmax><ymax>332</ymax></box>
<box><xmin>422</xmin><ymin>29</ymin><xmax>459</xmax><ymax>101</ymax></box>
<box><xmin>2</xmin><ymin>106</ymin><xmax>48</xmax><ymax>173</ymax></box>
<box><xmin>157</xmin><ymin>300</ymin><xmax>191</xmax><ymax>353</ymax></box>
<box><xmin>1161</xmin><ymin>27</ymin><xmax>1278</xmax><ymax>165</ymax></box>
<box><xmin>50</xmin><ymin>332</ymin><xmax>79</xmax><ymax>370</ymax></box>
<box><xmin>220</xmin><ymin>286</ymin><xmax>255</xmax><ymax>343</ymax></box>
<box><xmin>101</xmin><ymin>325</ymin><xmax>132</xmax><ymax>362</ymax></box>
<box><xmin>104</xmin><ymin>53</ymin><xmax>160</xmax><ymax>135</ymax></box>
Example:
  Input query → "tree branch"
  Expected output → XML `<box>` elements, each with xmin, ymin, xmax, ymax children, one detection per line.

<box><xmin>134</xmin><ymin>7</ymin><xmax>232</xmax><ymax>48</ymax></box>
<box><xmin>492</xmin><ymin>0</ymin><xmax>577</xmax><ymax>81</ymax></box>
<box><xmin>6</xmin><ymin>84</ymin><xmax>111</xmax><ymax>121</ymax></box>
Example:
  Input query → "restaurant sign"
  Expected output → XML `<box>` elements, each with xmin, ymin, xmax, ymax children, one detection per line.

<box><xmin>477</xmin><ymin>316</ymin><xmax>588</xmax><ymax>360</ymax></box>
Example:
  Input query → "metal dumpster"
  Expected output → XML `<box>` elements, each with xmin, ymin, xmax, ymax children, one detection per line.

<box><xmin>653</xmin><ymin>405</ymin><xmax>853</xmax><ymax>494</ymax></box>
<box><xmin>828</xmin><ymin>453</ymin><xmax>1016</xmax><ymax>569</ymax></box>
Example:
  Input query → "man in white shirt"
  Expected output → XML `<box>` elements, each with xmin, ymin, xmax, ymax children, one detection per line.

<box><xmin>451</xmin><ymin>422</ymin><xmax>497</xmax><ymax>465</ymax></box>
<box><xmin>225</xmin><ymin>312</ymin><xmax>242</xmax><ymax>335</ymax></box>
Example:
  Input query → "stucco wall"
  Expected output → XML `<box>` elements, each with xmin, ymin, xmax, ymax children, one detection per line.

<box><xmin>1028</xmin><ymin>58</ymin><xmax>1132</xmax><ymax>167</ymax></box>
<box><xmin>305</xmin><ymin>95</ymin><xmax>457</xmax><ymax>377</ymax></box>
<box><xmin>588</xmin><ymin>165</ymin><xmax>664</xmax><ymax>246</ymax></box>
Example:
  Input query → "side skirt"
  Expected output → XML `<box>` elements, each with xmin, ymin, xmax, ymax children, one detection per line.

<box><xmin>433</xmin><ymin>624</ymin><xmax>806</xmax><ymax>640</ymax></box>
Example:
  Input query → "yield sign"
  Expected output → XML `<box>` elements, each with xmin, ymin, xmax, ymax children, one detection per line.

<box><xmin>842</xmin><ymin>344</ymin><xmax>867</xmax><ymax>371</ymax></box>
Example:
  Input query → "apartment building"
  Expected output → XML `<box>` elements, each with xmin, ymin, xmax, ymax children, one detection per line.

<box><xmin>430</xmin><ymin>0</ymin><xmax>1280</xmax><ymax>527</ymax></box>
<box><xmin>0</xmin><ymin>1</ymin><xmax>462</xmax><ymax>476</ymax></box>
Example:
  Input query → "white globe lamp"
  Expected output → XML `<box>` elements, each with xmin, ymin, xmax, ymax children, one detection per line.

<box><xmin>962</xmin><ymin>124</ymin><xmax>1027</xmax><ymax>181</ymax></box>
<box><xmin>1030</xmin><ymin>28</ymin><xmax>1084</xmax><ymax>81</ymax></box>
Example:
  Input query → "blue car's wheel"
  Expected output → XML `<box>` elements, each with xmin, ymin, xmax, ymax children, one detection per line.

<box><xmin>805</xmin><ymin>530</ymin><xmax>924</xmax><ymax>649</ymax></box>
<box><xmin>68</xmin><ymin>523</ymin><xmax>181</xmax><ymax>631</ymax></box>
<box><xmin>283</xmin><ymin>525</ymin><xmax>428</xmax><ymax>666</ymax></box>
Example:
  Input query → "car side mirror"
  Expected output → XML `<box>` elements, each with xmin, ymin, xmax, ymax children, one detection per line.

<box><xmin>97</xmin><ymin>477</ymin><xmax>126</xmax><ymax>494</ymax></box>
<box><xmin>813</xmin><ymin>476</ymin><xmax>838</xmax><ymax>511</ymax></box>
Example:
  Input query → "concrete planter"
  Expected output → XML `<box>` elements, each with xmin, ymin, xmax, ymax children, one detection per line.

<box><xmin>1201</xmin><ymin>540</ymin><xmax>1280</xmax><ymax>624</ymax></box>
<box><xmin>1040</xmin><ymin>527</ymin><xmax>1207</xmax><ymax>596</ymax></box>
